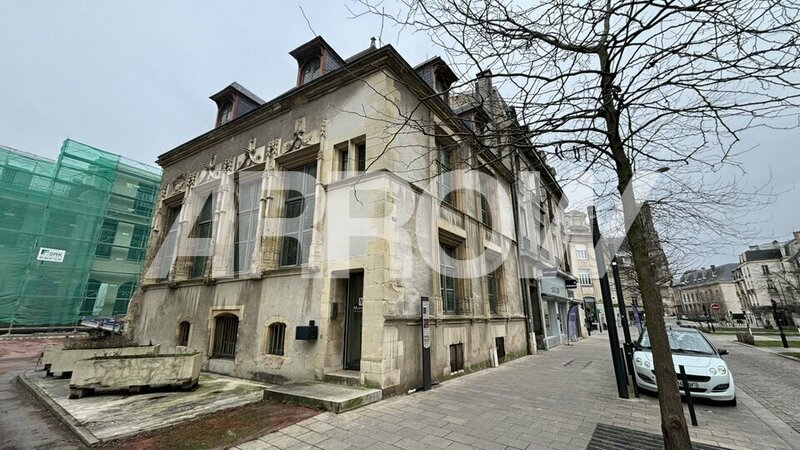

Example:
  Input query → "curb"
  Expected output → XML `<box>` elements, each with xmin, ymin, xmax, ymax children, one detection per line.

<box><xmin>736</xmin><ymin>387</ymin><xmax>800</xmax><ymax>450</ymax></box>
<box><xmin>732</xmin><ymin>341</ymin><xmax>800</xmax><ymax>363</ymax></box>
<box><xmin>16</xmin><ymin>371</ymin><xmax>101</xmax><ymax>447</ymax></box>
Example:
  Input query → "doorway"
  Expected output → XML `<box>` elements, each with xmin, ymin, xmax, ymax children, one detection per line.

<box><xmin>343</xmin><ymin>271</ymin><xmax>364</xmax><ymax>371</ymax></box>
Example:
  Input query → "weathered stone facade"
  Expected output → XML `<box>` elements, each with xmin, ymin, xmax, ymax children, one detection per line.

<box><xmin>126</xmin><ymin>38</ymin><xmax>543</xmax><ymax>394</ymax></box>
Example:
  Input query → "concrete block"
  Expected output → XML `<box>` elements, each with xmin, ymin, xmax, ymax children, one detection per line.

<box><xmin>69</xmin><ymin>353</ymin><xmax>201</xmax><ymax>398</ymax></box>
<box><xmin>44</xmin><ymin>345</ymin><xmax>160</xmax><ymax>377</ymax></box>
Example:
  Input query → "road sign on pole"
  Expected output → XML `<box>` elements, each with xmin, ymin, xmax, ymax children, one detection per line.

<box><xmin>710</xmin><ymin>303</ymin><xmax>720</xmax><ymax>312</ymax></box>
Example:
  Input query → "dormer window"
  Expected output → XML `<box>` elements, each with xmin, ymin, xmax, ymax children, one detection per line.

<box><xmin>218</xmin><ymin>101</ymin><xmax>234</xmax><ymax>126</ymax></box>
<box><xmin>302</xmin><ymin>57</ymin><xmax>321</xmax><ymax>84</ymax></box>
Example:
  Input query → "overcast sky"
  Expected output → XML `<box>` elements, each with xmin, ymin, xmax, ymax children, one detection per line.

<box><xmin>1</xmin><ymin>1</ymin><xmax>797</xmax><ymax>267</ymax></box>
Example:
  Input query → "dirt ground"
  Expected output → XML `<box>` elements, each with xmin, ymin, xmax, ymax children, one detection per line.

<box><xmin>0</xmin><ymin>335</ymin><xmax>319</xmax><ymax>450</ymax></box>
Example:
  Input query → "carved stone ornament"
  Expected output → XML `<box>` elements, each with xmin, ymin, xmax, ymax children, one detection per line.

<box><xmin>172</xmin><ymin>174</ymin><xmax>186</xmax><ymax>193</ymax></box>
<box><xmin>223</xmin><ymin>156</ymin><xmax>235</xmax><ymax>172</ymax></box>
<box><xmin>267</xmin><ymin>138</ymin><xmax>280</xmax><ymax>157</ymax></box>
<box><xmin>204</xmin><ymin>155</ymin><xmax>217</xmax><ymax>172</ymax></box>
<box><xmin>320</xmin><ymin>119</ymin><xmax>328</xmax><ymax>137</ymax></box>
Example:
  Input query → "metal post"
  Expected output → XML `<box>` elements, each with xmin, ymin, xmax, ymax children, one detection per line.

<box><xmin>772</xmin><ymin>300</ymin><xmax>789</xmax><ymax>349</ymax></box>
<box><xmin>421</xmin><ymin>297</ymin><xmax>432</xmax><ymax>391</ymax></box>
<box><xmin>612</xmin><ymin>257</ymin><xmax>632</xmax><ymax>346</ymax></box>
<box><xmin>679</xmin><ymin>365</ymin><xmax>698</xmax><ymax>426</ymax></box>
<box><xmin>589</xmin><ymin>206</ymin><xmax>629</xmax><ymax>399</ymax></box>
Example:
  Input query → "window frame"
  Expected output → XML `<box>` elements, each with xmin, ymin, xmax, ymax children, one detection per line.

<box><xmin>579</xmin><ymin>270</ymin><xmax>592</xmax><ymax>286</ymax></box>
<box><xmin>178</xmin><ymin>321</ymin><xmax>191</xmax><ymax>347</ymax></box>
<box><xmin>279</xmin><ymin>162</ymin><xmax>317</xmax><ymax>267</ymax></box>
<box><xmin>156</xmin><ymin>203</ymin><xmax>182</xmax><ymax>282</ymax></box>
<box><xmin>189</xmin><ymin>192</ymin><xmax>216</xmax><ymax>279</ymax></box>
<box><xmin>440</xmin><ymin>244</ymin><xmax>458</xmax><ymax>314</ymax></box>
<box><xmin>95</xmin><ymin>220</ymin><xmax>118</xmax><ymax>259</ymax></box>
<box><xmin>233</xmin><ymin>174</ymin><xmax>262</xmax><ymax>274</ymax></box>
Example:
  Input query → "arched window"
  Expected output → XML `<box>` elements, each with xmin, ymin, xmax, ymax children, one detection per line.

<box><xmin>212</xmin><ymin>314</ymin><xmax>239</xmax><ymax>359</ymax></box>
<box><xmin>178</xmin><ymin>321</ymin><xmax>191</xmax><ymax>346</ymax></box>
<box><xmin>301</xmin><ymin>57</ymin><xmax>321</xmax><ymax>84</ymax></box>
<box><xmin>79</xmin><ymin>279</ymin><xmax>101</xmax><ymax>316</ymax></box>
<box><xmin>112</xmin><ymin>282</ymin><xmax>136</xmax><ymax>316</ymax></box>
<box><xmin>218</xmin><ymin>101</ymin><xmax>233</xmax><ymax>125</ymax></box>
<box><xmin>267</xmin><ymin>322</ymin><xmax>287</xmax><ymax>356</ymax></box>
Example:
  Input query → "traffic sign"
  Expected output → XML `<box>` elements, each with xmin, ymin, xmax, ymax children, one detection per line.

<box><xmin>710</xmin><ymin>303</ymin><xmax>720</xmax><ymax>312</ymax></box>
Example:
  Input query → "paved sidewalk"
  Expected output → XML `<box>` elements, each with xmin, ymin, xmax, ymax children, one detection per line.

<box><xmin>238</xmin><ymin>333</ymin><xmax>799</xmax><ymax>449</ymax></box>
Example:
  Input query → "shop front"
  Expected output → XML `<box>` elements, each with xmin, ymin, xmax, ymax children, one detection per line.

<box><xmin>539</xmin><ymin>276</ymin><xmax>572</xmax><ymax>349</ymax></box>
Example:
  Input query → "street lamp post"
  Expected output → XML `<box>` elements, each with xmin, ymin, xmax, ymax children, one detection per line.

<box><xmin>589</xmin><ymin>206</ymin><xmax>629</xmax><ymax>399</ymax></box>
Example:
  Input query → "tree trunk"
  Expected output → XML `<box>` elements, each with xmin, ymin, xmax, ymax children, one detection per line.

<box><xmin>598</xmin><ymin>42</ymin><xmax>692</xmax><ymax>448</ymax></box>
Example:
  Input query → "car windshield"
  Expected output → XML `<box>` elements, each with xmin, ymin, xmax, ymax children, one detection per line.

<box><xmin>639</xmin><ymin>329</ymin><xmax>715</xmax><ymax>355</ymax></box>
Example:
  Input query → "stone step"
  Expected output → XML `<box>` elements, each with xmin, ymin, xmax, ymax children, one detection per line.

<box><xmin>263</xmin><ymin>381</ymin><xmax>382</xmax><ymax>413</ymax></box>
<box><xmin>322</xmin><ymin>369</ymin><xmax>361</xmax><ymax>387</ymax></box>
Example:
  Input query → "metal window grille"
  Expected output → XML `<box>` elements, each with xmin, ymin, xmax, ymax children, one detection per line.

<box><xmin>267</xmin><ymin>322</ymin><xmax>287</xmax><ymax>356</ymax></box>
<box><xmin>449</xmin><ymin>343</ymin><xmax>464</xmax><ymax>372</ymax></box>
<box><xmin>212</xmin><ymin>314</ymin><xmax>239</xmax><ymax>359</ymax></box>
<box><xmin>178</xmin><ymin>321</ymin><xmax>191</xmax><ymax>346</ymax></box>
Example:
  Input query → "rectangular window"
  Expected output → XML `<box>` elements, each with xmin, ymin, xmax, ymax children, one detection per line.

<box><xmin>356</xmin><ymin>142</ymin><xmax>367</xmax><ymax>172</ymax></box>
<box><xmin>436</xmin><ymin>142</ymin><xmax>454</xmax><ymax>204</ymax></box>
<box><xmin>156</xmin><ymin>204</ymin><xmax>181</xmax><ymax>281</ymax></box>
<box><xmin>762</xmin><ymin>265</ymin><xmax>770</xmax><ymax>275</ymax></box>
<box><xmin>495</xmin><ymin>337</ymin><xmax>506</xmax><ymax>360</ymax></box>
<box><xmin>95</xmin><ymin>220</ymin><xmax>118</xmax><ymax>258</ymax></box>
<box><xmin>190</xmin><ymin>193</ymin><xmax>215</xmax><ymax>279</ymax></box>
<box><xmin>449</xmin><ymin>343</ymin><xmax>464</xmax><ymax>372</ymax></box>
<box><xmin>178</xmin><ymin>321</ymin><xmax>191</xmax><ymax>347</ymax></box>
<box><xmin>579</xmin><ymin>270</ymin><xmax>592</xmax><ymax>286</ymax></box>
<box><xmin>479</xmin><ymin>176</ymin><xmax>492</xmax><ymax>227</ymax></box>
<box><xmin>234</xmin><ymin>176</ymin><xmax>262</xmax><ymax>273</ymax></box>
<box><xmin>486</xmin><ymin>255</ymin><xmax>499</xmax><ymax>314</ymax></box>
<box><xmin>133</xmin><ymin>184</ymin><xmax>158</xmax><ymax>216</ymax></box>
<box><xmin>127</xmin><ymin>224</ymin><xmax>148</xmax><ymax>262</ymax></box>
<box><xmin>440</xmin><ymin>244</ymin><xmax>457</xmax><ymax>314</ymax></box>
<box><xmin>280</xmin><ymin>162</ymin><xmax>317</xmax><ymax>266</ymax></box>
<box><xmin>338</xmin><ymin>147</ymin><xmax>349</xmax><ymax>174</ymax></box>
<box><xmin>575</xmin><ymin>245</ymin><xmax>588</xmax><ymax>260</ymax></box>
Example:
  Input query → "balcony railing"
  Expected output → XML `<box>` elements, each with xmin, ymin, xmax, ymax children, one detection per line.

<box><xmin>538</xmin><ymin>245</ymin><xmax>551</xmax><ymax>260</ymax></box>
<box><xmin>439</xmin><ymin>202</ymin><xmax>465</xmax><ymax>229</ymax></box>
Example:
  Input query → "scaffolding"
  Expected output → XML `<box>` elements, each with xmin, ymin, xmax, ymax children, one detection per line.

<box><xmin>0</xmin><ymin>139</ymin><xmax>161</xmax><ymax>328</ymax></box>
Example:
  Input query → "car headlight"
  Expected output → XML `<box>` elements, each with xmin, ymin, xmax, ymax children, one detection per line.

<box><xmin>709</xmin><ymin>367</ymin><xmax>717</xmax><ymax>375</ymax></box>
<box><xmin>635</xmin><ymin>357</ymin><xmax>643</xmax><ymax>366</ymax></box>
<box><xmin>717</xmin><ymin>365</ymin><xmax>727</xmax><ymax>375</ymax></box>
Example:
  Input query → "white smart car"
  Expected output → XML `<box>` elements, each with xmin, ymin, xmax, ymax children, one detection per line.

<box><xmin>633</xmin><ymin>327</ymin><xmax>736</xmax><ymax>405</ymax></box>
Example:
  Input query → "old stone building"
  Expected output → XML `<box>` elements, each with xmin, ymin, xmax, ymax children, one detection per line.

<box><xmin>675</xmin><ymin>263</ymin><xmax>740</xmax><ymax>320</ymax></box>
<box><xmin>127</xmin><ymin>37</ymin><xmax>568</xmax><ymax>393</ymax></box>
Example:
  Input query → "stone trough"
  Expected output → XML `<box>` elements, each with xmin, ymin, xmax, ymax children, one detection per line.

<box><xmin>69</xmin><ymin>353</ymin><xmax>202</xmax><ymax>399</ymax></box>
<box><xmin>42</xmin><ymin>343</ymin><xmax>160</xmax><ymax>377</ymax></box>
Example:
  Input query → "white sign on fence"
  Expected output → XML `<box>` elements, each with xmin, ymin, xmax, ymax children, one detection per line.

<box><xmin>36</xmin><ymin>247</ymin><xmax>66</xmax><ymax>263</ymax></box>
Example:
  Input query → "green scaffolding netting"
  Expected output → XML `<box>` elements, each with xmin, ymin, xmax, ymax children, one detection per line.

<box><xmin>0</xmin><ymin>139</ymin><xmax>162</xmax><ymax>328</ymax></box>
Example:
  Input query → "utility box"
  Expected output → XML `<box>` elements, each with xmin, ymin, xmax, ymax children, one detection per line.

<box><xmin>295</xmin><ymin>320</ymin><xmax>318</xmax><ymax>340</ymax></box>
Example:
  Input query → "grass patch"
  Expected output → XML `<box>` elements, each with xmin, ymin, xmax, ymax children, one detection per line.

<box><xmin>753</xmin><ymin>340</ymin><xmax>800</xmax><ymax>348</ymax></box>
<box><xmin>779</xmin><ymin>352</ymin><xmax>800</xmax><ymax>359</ymax></box>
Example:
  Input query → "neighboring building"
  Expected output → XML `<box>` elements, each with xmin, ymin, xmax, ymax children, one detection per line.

<box><xmin>565</xmin><ymin>210</ymin><xmax>603</xmax><ymax>328</ymax></box>
<box><xmin>127</xmin><ymin>37</ymin><xmax>571</xmax><ymax>394</ymax></box>
<box><xmin>734</xmin><ymin>233</ymin><xmax>800</xmax><ymax>325</ymax></box>
<box><xmin>603</xmin><ymin>203</ymin><xmax>675</xmax><ymax>322</ymax></box>
<box><xmin>675</xmin><ymin>263</ymin><xmax>740</xmax><ymax>320</ymax></box>
<box><xmin>0</xmin><ymin>139</ymin><xmax>161</xmax><ymax>328</ymax></box>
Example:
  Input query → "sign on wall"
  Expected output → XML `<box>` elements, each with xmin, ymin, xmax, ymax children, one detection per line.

<box><xmin>421</xmin><ymin>298</ymin><xmax>431</xmax><ymax>349</ymax></box>
<box><xmin>36</xmin><ymin>247</ymin><xmax>66</xmax><ymax>263</ymax></box>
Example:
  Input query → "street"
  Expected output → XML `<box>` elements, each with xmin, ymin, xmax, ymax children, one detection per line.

<box><xmin>239</xmin><ymin>331</ymin><xmax>800</xmax><ymax>450</ymax></box>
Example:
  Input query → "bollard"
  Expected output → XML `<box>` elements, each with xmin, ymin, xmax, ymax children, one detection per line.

<box><xmin>679</xmin><ymin>365</ymin><xmax>698</xmax><ymax>426</ymax></box>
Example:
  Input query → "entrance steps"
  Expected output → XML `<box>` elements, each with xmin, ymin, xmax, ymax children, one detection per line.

<box><xmin>322</xmin><ymin>369</ymin><xmax>361</xmax><ymax>386</ymax></box>
<box><xmin>263</xmin><ymin>381</ymin><xmax>381</xmax><ymax>413</ymax></box>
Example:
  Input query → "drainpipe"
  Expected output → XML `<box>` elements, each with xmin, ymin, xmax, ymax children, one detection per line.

<box><xmin>510</xmin><ymin>152</ymin><xmax>535</xmax><ymax>355</ymax></box>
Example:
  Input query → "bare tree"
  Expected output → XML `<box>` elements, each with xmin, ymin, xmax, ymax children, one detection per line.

<box><xmin>355</xmin><ymin>0</ymin><xmax>800</xmax><ymax>446</ymax></box>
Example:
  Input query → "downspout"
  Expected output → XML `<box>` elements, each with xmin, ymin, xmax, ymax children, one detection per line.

<box><xmin>510</xmin><ymin>152</ymin><xmax>535</xmax><ymax>355</ymax></box>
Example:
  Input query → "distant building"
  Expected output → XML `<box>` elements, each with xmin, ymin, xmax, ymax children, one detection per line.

<box><xmin>734</xmin><ymin>233</ymin><xmax>800</xmax><ymax>325</ymax></box>
<box><xmin>565</xmin><ymin>210</ymin><xmax>602</xmax><ymax>327</ymax></box>
<box><xmin>675</xmin><ymin>263</ymin><xmax>740</xmax><ymax>320</ymax></box>
<box><xmin>0</xmin><ymin>139</ymin><xmax>161</xmax><ymax>328</ymax></box>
